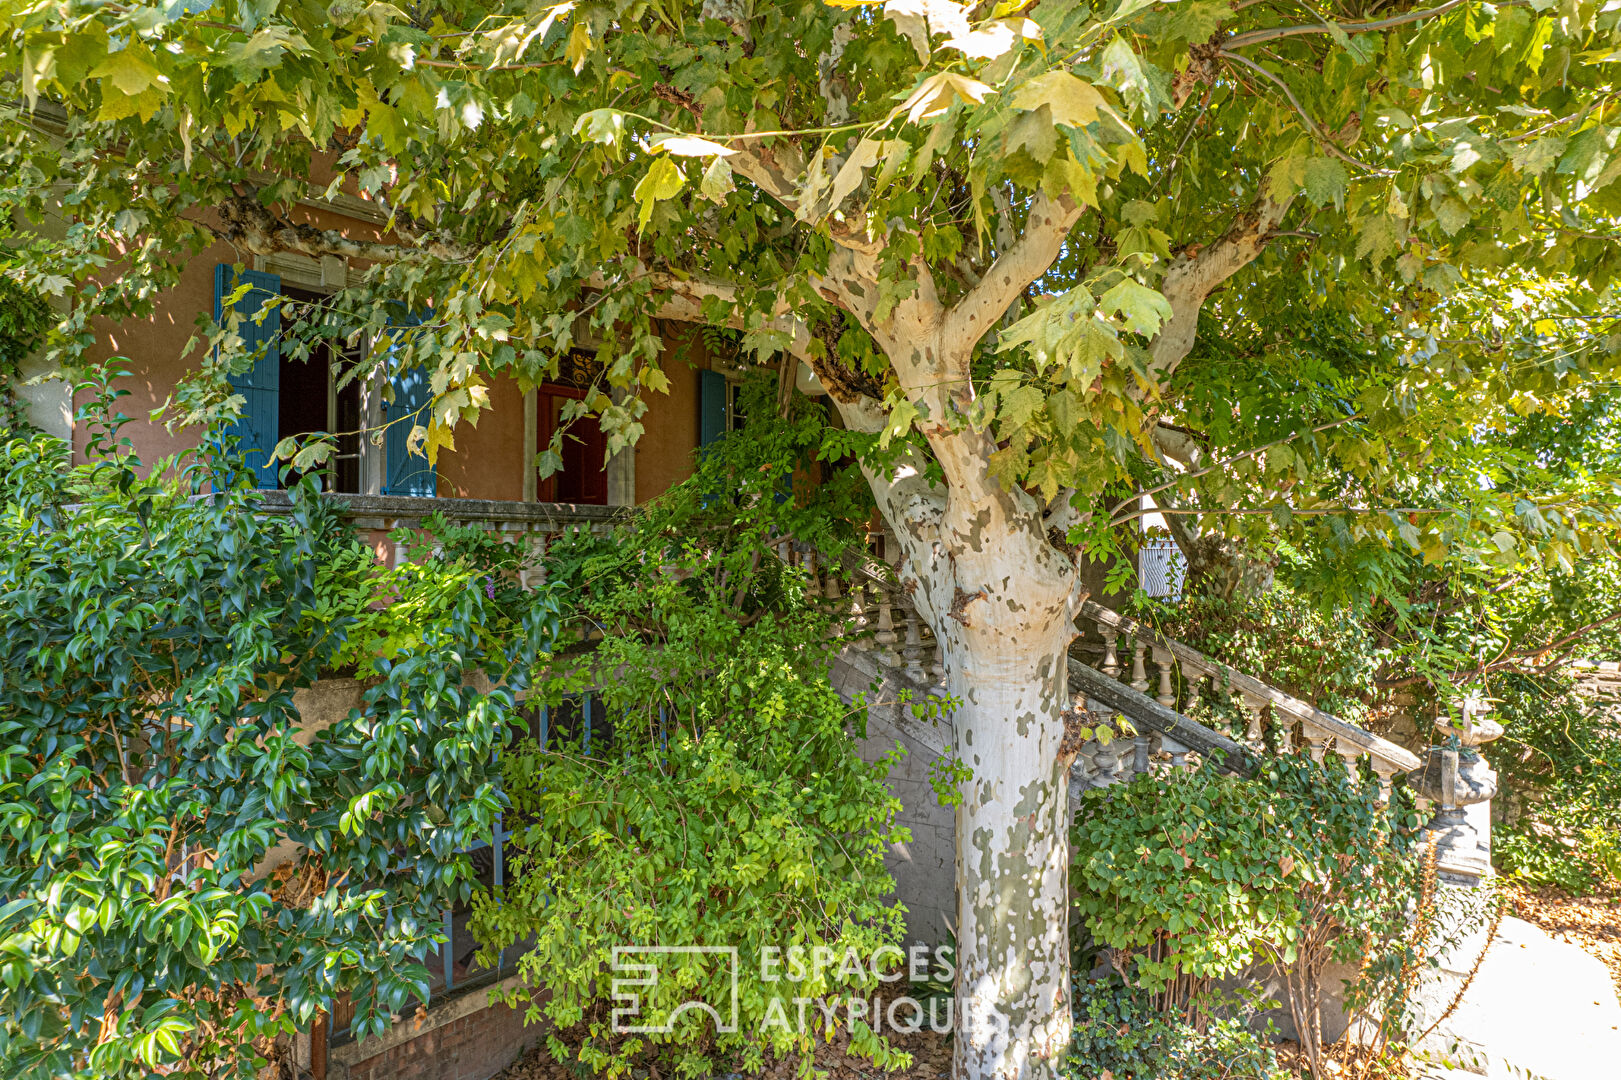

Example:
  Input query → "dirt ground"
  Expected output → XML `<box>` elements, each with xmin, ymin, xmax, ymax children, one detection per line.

<box><xmin>1504</xmin><ymin>879</ymin><xmax>1621</xmax><ymax>996</ymax></box>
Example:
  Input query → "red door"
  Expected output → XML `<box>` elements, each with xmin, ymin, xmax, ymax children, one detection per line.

<box><xmin>537</xmin><ymin>385</ymin><xmax>608</xmax><ymax>505</ymax></box>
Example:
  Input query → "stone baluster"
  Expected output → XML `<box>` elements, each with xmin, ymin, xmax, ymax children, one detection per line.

<box><xmin>1162</xmin><ymin>735</ymin><xmax>1192</xmax><ymax>772</ymax></box>
<box><xmin>1129</xmin><ymin>640</ymin><xmax>1150</xmax><ymax>694</ymax></box>
<box><xmin>1184</xmin><ymin>668</ymin><xmax>1208</xmax><ymax>710</ymax></box>
<box><xmin>1371</xmin><ymin>760</ymin><xmax>1399</xmax><ymax>803</ymax></box>
<box><xmin>1336</xmin><ymin>745</ymin><xmax>1361</xmax><ymax>781</ymax></box>
<box><xmin>1099</xmin><ymin>628</ymin><xmax>1121</xmax><ymax>679</ymax></box>
<box><xmin>1301</xmin><ymin>725</ymin><xmax>1329</xmax><ymax>764</ymax></box>
<box><xmin>874</xmin><ymin>586</ymin><xmax>898</xmax><ymax>666</ymax></box>
<box><xmin>1090</xmin><ymin>738</ymin><xmax>1124</xmax><ymax>786</ymax></box>
<box><xmin>903</xmin><ymin>608</ymin><xmax>926</xmax><ymax>683</ymax></box>
<box><xmin>1133</xmin><ymin>733</ymin><xmax>1151</xmax><ymax>777</ymax></box>
<box><xmin>519</xmin><ymin>529</ymin><xmax>547</xmax><ymax>590</ymax></box>
<box><xmin>928</xmin><ymin>623</ymin><xmax>947</xmax><ymax>686</ymax></box>
<box><xmin>846</xmin><ymin>581</ymin><xmax>869</xmax><ymax>644</ymax></box>
<box><xmin>1152</xmin><ymin>647</ymin><xmax>1176</xmax><ymax>709</ymax></box>
<box><xmin>801</xmin><ymin>550</ymin><xmax>820</xmax><ymax>598</ymax></box>
<box><xmin>1241</xmin><ymin>694</ymin><xmax>1267</xmax><ymax>750</ymax></box>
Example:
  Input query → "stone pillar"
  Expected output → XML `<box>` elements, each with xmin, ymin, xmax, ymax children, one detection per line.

<box><xmin>1405</xmin><ymin>695</ymin><xmax>1501</xmax><ymax>886</ymax></box>
<box><xmin>1403</xmin><ymin>696</ymin><xmax>1503</xmax><ymax>1072</ymax></box>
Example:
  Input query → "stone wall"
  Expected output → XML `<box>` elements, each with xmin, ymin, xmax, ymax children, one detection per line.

<box><xmin>833</xmin><ymin>647</ymin><xmax>959</xmax><ymax>947</ymax></box>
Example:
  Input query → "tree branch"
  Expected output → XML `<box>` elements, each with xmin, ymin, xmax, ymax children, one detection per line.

<box><xmin>1374</xmin><ymin>609</ymin><xmax>1621</xmax><ymax>689</ymax></box>
<box><xmin>1219</xmin><ymin>51</ymin><xmax>1391</xmax><ymax>175</ymax></box>
<box><xmin>1224</xmin><ymin>0</ymin><xmax>1470</xmax><ymax>50</ymax></box>
<box><xmin>943</xmin><ymin>191</ymin><xmax>1082</xmax><ymax>348</ymax></box>
<box><xmin>1112</xmin><ymin>414</ymin><xmax>1360</xmax><ymax>524</ymax></box>
<box><xmin>1150</xmin><ymin>192</ymin><xmax>1294</xmax><ymax>378</ymax></box>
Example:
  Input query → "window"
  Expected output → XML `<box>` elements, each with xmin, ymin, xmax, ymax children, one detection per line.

<box><xmin>278</xmin><ymin>288</ymin><xmax>364</xmax><ymax>494</ymax></box>
<box><xmin>213</xmin><ymin>264</ymin><xmax>434</xmax><ymax>496</ymax></box>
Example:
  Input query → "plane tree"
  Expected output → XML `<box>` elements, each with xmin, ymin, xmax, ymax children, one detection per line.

<box><xmin>5</xmin><ymin>0</ymin><xmax>1621</xmax><ymax>1076</ymax></box>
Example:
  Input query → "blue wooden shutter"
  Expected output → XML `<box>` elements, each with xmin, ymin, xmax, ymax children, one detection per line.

<box><xmin>699</xmin><ymin>369</ymin><xmax>727</xmax><ymax>448</ymax></box>
<box><xmin>213</xmin><ymin>264</ymin><xmax>281</xmax><ymax>488</ymax></box>
<box><xmin>382</xmin><ymin>312</ymin><xmax>437</xmax><ymax>497</ymax></box>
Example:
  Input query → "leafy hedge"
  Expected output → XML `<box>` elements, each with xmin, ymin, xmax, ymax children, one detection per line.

<box><xmin>471</xmin><ymin>383</ymin><xmax>908</xmax><ymax>1080</ymax></box>
<box><xmin>1071</xmin><ymin>755</ymin><xmax>1423</xmax><ymax>1068</ymax></box>
<box><xmin>0</xmin><ymin>380</ymin><xmax>560</xmax><ymax>1078</ymax></box>
<box><xmin>1493</xmin><ymin>671</ymin><xmax>1621</xmax><ymax>893</ymax></box>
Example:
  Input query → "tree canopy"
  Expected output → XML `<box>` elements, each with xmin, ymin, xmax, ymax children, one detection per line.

<box><xmin>6</xmin><ymin>0</ymin><xmax>1621</xmax><ymax>1076</ymax></box>
<box><xmin>4</xmin><ymin>0</ymin><xmax>1620</xmax><ymax>575</ymax></box>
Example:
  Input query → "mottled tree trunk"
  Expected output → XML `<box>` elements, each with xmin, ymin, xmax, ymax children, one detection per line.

<box><xmin>856</xmin><ymin>425</ymin><xmax>1080</xmax><ymax>1080</ymax></box>
<box><xmin>941</xmin><ymin>620</ymin><xmax>1076</xmax><ymax>1080</ymax></box>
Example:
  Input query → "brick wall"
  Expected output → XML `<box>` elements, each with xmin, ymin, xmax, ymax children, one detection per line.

<box><xmin>324</xmin><ymin>975</ymin><xmax>542</xmax><ymax>1080</ymax></box>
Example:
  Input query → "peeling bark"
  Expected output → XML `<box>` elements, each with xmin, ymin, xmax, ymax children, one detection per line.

<box><xmin>1149</xmin><ymin>193</ymin><xmax>1294</xmax><ymax>378</ymax></box>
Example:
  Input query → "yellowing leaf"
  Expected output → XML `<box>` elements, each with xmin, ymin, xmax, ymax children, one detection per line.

<box><xmin>634</xmin><ymin>156</ymin><xmax>686</xmax><ymax>232</ymax></box>
<box><xmin>700</xmin><ymin>155</ymin><xmax>735</xmax><ymax>203</ymax></box>
<box><xmin>945</xmin><ymin>18</ymin><xmax>1041</xmax><ymax>60</ymax></box>
<box><xmin>884</xmin><ymin>0</ymin><xmax>932</xmax><ymax>63</ymax></box>
<box><xmin>827</xmin><ymin>137</ymin><xmax>883</xmax><ymax>212</ymax></box>
<box><xmin>565</xmin><ymin>20</ymin><xmax>593</xmax><ymax>73</ymax></box>
<box><xmin>89</xmin><ymin>46</ymin><xmax>167</xmax><ymax>98</ymax></box>
<box><xmin>1010</xmin><ymin>70</ymin><xmax>1104</xmax><ymax>129</ymax></box>
<box><xmin>424</xmin><ymin>420</ymin><xmax>456</xmax><ymax>465</ymax></box>
<box><xmin>574</xmin><ymin>108</ymin><xmax>625</xmax><ymax>146</ymax></box>
<box><xmin>887</xmin><ymin>72</ymin><xmax>994</xmax><ymax>127</ymax></box>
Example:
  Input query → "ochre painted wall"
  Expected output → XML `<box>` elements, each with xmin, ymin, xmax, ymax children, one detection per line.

<box><xmin>434</xmin><ymin>374</ymin><xmax>527</xmax><ymax>501</ymax></box>
<box><xmin>75</xmin><ymin>236</ymin><xmax>239</xmax><ymax>470</ymax></box>
<box><xmin>68</xmin><ymin>215</ymin><xmax>722</xmax><ymax>506</ymax></box>
<box><xmin>634</xmin><ymin>322</ymin><xmax>705</xmax><ymax>505</ymax></box>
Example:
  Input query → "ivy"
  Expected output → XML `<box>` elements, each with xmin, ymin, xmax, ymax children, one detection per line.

<box><xmin>1071</xmin><ymin>755</ymin><xmax>1423</xmax><ymax>1064</ymax></box>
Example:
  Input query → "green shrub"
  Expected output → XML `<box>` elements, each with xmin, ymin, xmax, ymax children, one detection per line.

<box><xmin>309</xmin><ymin>511</ymin><xmax>541</xmax><ymax>677</ymax></box>
<box><xmin>0</xmin><ymin>377</ymin><xmax>561</xmax><ymax>1078</ymax></box>
<box><xmin>470</xmin><ymin>382</ymin><xmax>906</xmax><ymax>1080</ymax></box>
<box><xmin>1065</xmin><ymin>977</ymin><xmax>1288</xmax><ymax>1080</ymax></box>
<box><xmin>1071</xmin><ymin>755</ymin><xmax>1422</xmax><ymax>1070</ymax></box>
<box><xmin>1493</xmin><ymin>672</ymin><xmax>1621</xmax><ymax>893</ymax></box>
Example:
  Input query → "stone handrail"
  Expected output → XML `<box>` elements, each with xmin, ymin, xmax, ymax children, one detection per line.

<box><xmin>267</xmin><ymin>500</ymin><xmax>1416</xmax><ymax>797</ymax></box>
<box><xmin>1077</xmin><ymin>598</ymin><xmax>1420</xmax><ymax>783</ymax></box>
<box><xmin>254</xmin><ymin>490</ymin><xmax>623</xmax><ymax>529</ymax></box>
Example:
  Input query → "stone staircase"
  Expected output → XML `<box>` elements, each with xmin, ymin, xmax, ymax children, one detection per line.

<box><xmin>821</xmin><ymin>541</ymin><xmax>1420</xmax><ymax>800</ymax></box>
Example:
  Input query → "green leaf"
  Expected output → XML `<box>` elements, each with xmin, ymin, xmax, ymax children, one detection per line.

<box><xmin>1099</xmin><ymin>278</ymin><xmax>1172</xmax><ymax>336</ymax></box>
<box><xmin>1302</xmin><ymin>157</ymin><xmax>1349</xmax><ymax>209</ymax></box>
<box><xmin>699</xmin><ymin>156</ymin><xmax>735</xmax><ymax>203</ymax></box>
<box><xmin>1010</xmin><ymin>71</ymin><xmax>1106</xmax><ymax>129</ymax></box>
<box><xmin>88</xmin><ymin>47</ymin><xmax>167</xmax><ymax>98</ymax></box>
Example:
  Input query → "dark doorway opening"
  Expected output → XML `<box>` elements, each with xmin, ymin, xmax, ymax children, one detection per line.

<box><xmin>278</xmin><ymin>286</ymin><xmax>363</xmax><ymax>493</ymax></box>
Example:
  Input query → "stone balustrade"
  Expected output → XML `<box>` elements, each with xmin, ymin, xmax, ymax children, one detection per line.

<box><xmin>1077</xmin><ymin>598</ymin><xmax>1421</xmax><ymax>796</ymax></box>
